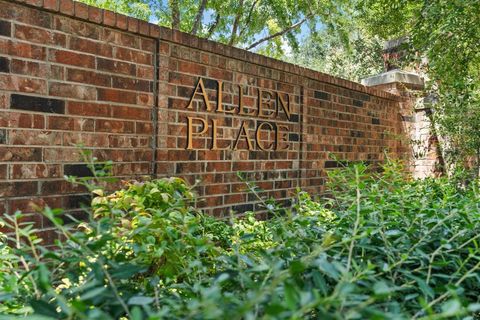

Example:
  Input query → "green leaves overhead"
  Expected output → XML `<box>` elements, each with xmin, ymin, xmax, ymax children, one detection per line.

<box><xmin>79</xmin><ymin>0</ymin><xmax>353</xmax><ymax>54</ymax></box>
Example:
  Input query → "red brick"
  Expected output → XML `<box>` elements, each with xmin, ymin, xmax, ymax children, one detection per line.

<box><xmin>224</xmin><ymin>193</ymin><xmax>245</xmax><ymax>205</ymax></box>
<box><xmin>64</xmin><ymin>131</ymin><xmax>109</xmax><ymax>146</ymax></box>
<box><xmin>208</xmin><ymin>68</ymin><xmax>233</xmax><ymax>81</ymax></box>
<box><xmin>49</xmin><ymin>49</ymin><xmax>95</xmax><ymax>68</ymax></box>
<box><xmin>41</xmin><ymin>180</ymin><xmax>86</xmax><ymax>195</ymax></box>
<box><xmin>59</xmin><ymin>0</ymin><xmax>74</xmax><ymax>15</ymax></box>
<box><xmin>178</xmin><ymin>61</ymin><xmax>206</xmax><ymax>75</ymax></box>
<box><xmin>67</xmin><ymin>101</ymin><xmax>111</xmax><ymax>117</ymax></box>
<box><xmin>7</xmin><ymin>4</ymin><xmax>52</xmax><ymax>29</ymax></box>
<box><xmin>135</xmin><ymin>122</ymin><xmax>152</xmax><ymax>134</ymax></box>
<box><xmin>69</xmin><ymin>37</ymin><xmax>112</xmax><ymax>57</ymax></box>
<box><xmin>116</xmin><ymin>14</ymin><xmax>127</xmax><ymax>30</ymax></box>
<box><xmin>97</xmin><ymin>57</ymin><xmax>136</xmax><ymax>76</ymax></box>
<box><xmin>9</xmin><ymin>130</ymin><xmax>62</xmax><ymax>146</ymax></box>
<box><xmin>137</xmin><ymin>93</ymin><xmax>154</xmax><ymax>106</ymax></box>
<box><xmin>97</xmin><ymin>88</ymin><xmax>136</xmax><ymax>104</ymax></box>
<box><xmin>15</xmin><ymin>25</ymin><xmax>66</xmax><ymax>47</ymax></box>
<box><xmin>53</xmin><ymin>16</ymin><xmax>99</xmax><ymax>39</ymax></box>
<box><xmin>43</xmin><ymin>148</ymin><xmax>82</xmax><ymax>162</ymax></box>
<box><xmin>11</xmin><ymin>59</ymin><xmax>48</xmax><ymax>77</ymax></box>
<box><xmin>206</xmin><ymin>162</ymin><xmax>231</xmax><ymax>172</ymax></box>
<box><xmin>10</xmin><ymin>197</ymin><xmax>62</xmax><ymax>213</ymax></box>
<box><xmin>74</xmin><ymin>1</ymin><xmax>88</xmax><ymax>19</ymax></box>
<box><xmin>0</xmin><ymin>147</ymin><xmax>42</xmax><ymax>162</ymax></box>
<box><xmin>0</xmin><ymin>75</ymin><xmax>47</xmax><ymax>94</ymax></box>
<box><xmin>112</xmin><ymin>76</ymin><xmax>150</xmax><ymax>92</ymax></box>
<box><xmin>43</xmin><ymin>0</ymin><xmax>59</xmax><ymax>11</ymax></box>
<box><xmin>103</xmin><ymin>10</ymin><xmax>116</xmax><ymax>26</ymax></box>
<box><xmin>112</xmin><ymin>106</ymin><xmax>150</xmax><ymax>121</ymax></box>
<box><xmin>25</xmin><ymin>0</ymin><xmax>43</xmax><ymax>7</ymax></box>
<box><xmin>138</xmin><ymin>21</ymin><xmax>149</xmax><ymax>35</ymax></box>
<box><xmin>0</xmin><ymin>164</ymin><xmax>6</xmax><ymax>180</ymax></box>
<box><xmin>0</xmin><ymin>93</ymin><xmax>9</xmax><ymax>109</ymax></box>
<box><xmin>127</xmin><ymin>17</ymin><xmax>139</xmax><ymax>33</ymax></box>
<box><xmin>205</xmin><ymin>184</ymin><xmax>229</xmax><ymax>195</ymax></box>
<box><xmin>115</xmin><ymin>47</ymin><xmax>152</xmax><ymax>65</ymax></box>
<box><xmin>233</xmin><ymin>162</ymin><xmax>254</xmax><ymax>171</ymax></box>
<box><xmin>11</xmin><ymin>164</ymin><xmax>61</xmax><ymax>179</ymax></box>
<box><xmin>47</xmin><ymin>116</ymin><xmax>73</xmax><ymax>130</ymax></box>
<box><xmin>137</xmin><ymin>65</ymin><xmax>154</xmax><ymax>79</ymax></box>
<box><xmin>49</xmin><ymin>82</ymin><xmax>96</xmax><ymax>100</ymax></box>
<box><xmin>95</xmin><ymin>119</ymin><xmax>134</xmax><ymax>133</ymax></box>
<box><xmin>0</xmin><ymin>40</ymin><xmax>47</xmax><ymax>60</ymax></box>
<box><xmin>67</xmin><ymin>68</ymin><xmax>111</xmax><ymax>87</ymax></box>
<box><xmin>88</xmin><ymin>6</ymin><xmax>103</xmax><ymax>24</ymax></box>
<box><xmin>0</xmin><ymin>181</ymin><xmax>38</xmax><ymax>197</ymax></box>
<box><xmin>159</xmin><ymin>42</ymin><xmax>170</xmax><ymax>55</ymax></box>
<box><xmin>150</xmin><ymin>24</ymin><xmax>160</xmax><ymax>38</ymax></box>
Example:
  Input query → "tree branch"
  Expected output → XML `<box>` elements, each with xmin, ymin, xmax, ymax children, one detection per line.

<box><xmin>228</xmin><ymin>0</ymin><xmax>244</xmax><ymax>46</ymax></box>
<box><xmin>206</xmin><ymin>13</ymin><xmax>220</xmax><ymax>39</ymax></box>
<box><xmin>169</xmin><ymin>0</ymin><xmax>180</xmax><ymax>30</ymax></box>
<box><xmin>238</xmin><ymin>0</ymin><xmax>260</xmax><ymax>40</ymax></box>
<box><xmin>191</xmin><ymin>0</ymin><xmax>208</xmax><ymax>35</ymax></box>
<box><xmin>245</xmin><ymin>14</ymin><xmax>312</xmax><ymax>50</ymax></box>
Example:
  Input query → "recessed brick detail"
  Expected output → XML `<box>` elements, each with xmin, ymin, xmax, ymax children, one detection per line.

<box><xmin>0</xmin><ymin>20</ymin><xmax>11</xmax><ymax>37</ymax></box>
<box><xmin>314</xmin><ymin>90</ymin><xmax>330</xmax><ymax>100</ymax></box>
<box><xmin>0</xmin><ymin>129</ymin><xmax>6</xmax><ymax>144</ymax></box>
<box><xmin>64</xmin><ymin>164</ymin><xmax>93</xmax><ymax>177</ymax></box>
<box><xmin>0</xmin><ymin>57</ymin><xmax>9</xmax><ymax>73</ymax></box>
<box><xmin>11</xmin><ymin>94</ymin><xmax>65</xmax><ymax>114</ymax></box>
<box><xmin>353</xmin><ymin>99</ymin><xmax>364</xmax><ymax>107</ymax></box>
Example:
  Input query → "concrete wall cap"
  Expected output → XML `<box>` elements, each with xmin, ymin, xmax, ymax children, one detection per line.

<box><xmin>361</xmin><ymin>70</ymin><xmax>424</xmax><ymax>87</ymax></box>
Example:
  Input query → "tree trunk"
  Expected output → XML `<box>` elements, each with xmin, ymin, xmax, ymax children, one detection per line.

<box><xmin>228</xmin><ymin>0</ymin><xmax>244</xmax><ymax>46</ymax></box>
<box><xmin>169</xmin><ymin>0</ymin><xmax>180</xmax><ymax>30</ymax></box>
<box><xmin>238</xmin><ymin>0</ymin><xmax>259</xmax><ymax>40</ymax></box>
<box><xmin>191</xmin><ymin>0</ymin><xmax>208</xmax><ymax>35</ymax></box>
<box><xmin>206</xmin><ymin>13</ymin><xmax>220</xmax><ymax>39</ymax></box>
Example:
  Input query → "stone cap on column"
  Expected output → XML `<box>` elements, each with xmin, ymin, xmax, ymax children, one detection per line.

<box><xmin>361</xmin><ymin>69</ymin><xmax>424</xmax><ymax>88</ymax></box>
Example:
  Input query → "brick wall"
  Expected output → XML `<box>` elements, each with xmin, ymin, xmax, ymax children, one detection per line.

<box><xmin>0</xmin><ymin>0</ymin><xmax>408</xmax><ymax>237</ymax></box>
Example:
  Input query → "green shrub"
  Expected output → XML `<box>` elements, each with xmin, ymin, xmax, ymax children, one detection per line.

<box><xmin>1</xmin><ymin>160</ymin><xmax>480</xmax><ymax>319</ymax></box>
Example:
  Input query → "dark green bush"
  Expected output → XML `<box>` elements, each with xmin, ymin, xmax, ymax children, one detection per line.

<box><xmin>1</xmin><ymin>160</ymin><xmax>480</xmax><ymax>319</ymax></box>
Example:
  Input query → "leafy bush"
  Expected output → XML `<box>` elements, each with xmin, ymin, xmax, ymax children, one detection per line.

<box><xmin>1</xmin><ymin>160</ymin><xmax>480</xmax><ymax>319</ymax></box>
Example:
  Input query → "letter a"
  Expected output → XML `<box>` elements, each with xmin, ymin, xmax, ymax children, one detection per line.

<box><xmin>186</xmin><ymin>78</ymin><xmax>212</xmax><ymax>111</ymax></box>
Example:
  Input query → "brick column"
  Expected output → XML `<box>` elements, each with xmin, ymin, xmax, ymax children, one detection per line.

<box><xmin>361</xmin><ymin>70</ymin><xmax>442</xmax><ymax>178</ymax></box>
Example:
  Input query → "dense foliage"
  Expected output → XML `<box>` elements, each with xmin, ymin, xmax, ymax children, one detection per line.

<box><xmin>1</xmin><ymin>161</ymin><xmax>480</xmax><ymax>319</ymax></box>
<box><xmin>358</xmin><ymin>0</ymin><xmax>480</xmax><ymax>174</ymax></box>
<box><xmin>288</xmin><ymin>28</ymin><xmax>384</xmax><ymax>82</ymax></box>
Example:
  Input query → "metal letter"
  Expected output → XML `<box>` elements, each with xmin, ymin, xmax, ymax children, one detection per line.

<box><xmin>186</xmin><ymin>116</ymin><xmax>208</xmax><ymax>150</ymax></box>
<box><xmin>256</xmin><ymin>122</ymin><xmax>275</xmax><ymax>151</ymax></box>
<box><xmin>211</xmin><ymin>119</ymin><xmax>230</xmax><ymax>150</ymax></box>
<box><xmin>275</xmin><ymin>124</ymin><xmax>290</xmax><ymax>151</ymax></box>
<box><xmin>277</xmin><ymin>92</ymin><xmax>291</xmax><ymax>121</ymax></box>
<box><xmin>233</xmin><ymin>121</ymin><xmax>254</xmax><ymax>150</ymax></box>
<box><xmin>186</xmin><ymin>78</ymin><xmax>212</xmax><ymax>111</ymax></box>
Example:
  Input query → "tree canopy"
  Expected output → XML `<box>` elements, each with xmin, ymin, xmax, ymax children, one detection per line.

<box><xmin>358</xmin><ymin>0</ymin><xmax>480</xmax><ymax>173</ymax></box>
<box><xmin>79</xmin><ymin>0</ymin><xmax>353</xmax><ymax>56</ymax></box>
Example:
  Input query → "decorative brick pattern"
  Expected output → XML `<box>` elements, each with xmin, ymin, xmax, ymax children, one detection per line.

<box><xmin>0</xmin><ymin>0</ymin><xmax>410</xmax><ymax>237</ymax></box>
